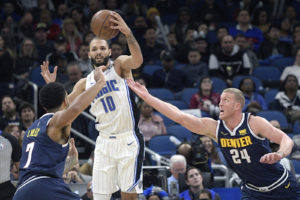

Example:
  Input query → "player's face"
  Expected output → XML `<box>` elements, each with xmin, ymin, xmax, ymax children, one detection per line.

<box><xmin>186</xmin><ymin>169</ymin><xmax>203</xmax><ymax>187</ymax></box>
<box><xmin>219</xmin><ymin>92</ymin><xmax>236</xmax><ymax>120</ymax></box>
<box><xmin>89</xmin><ymin>39</ymin><xmax>111</xmax><ymax>68</ymax></box>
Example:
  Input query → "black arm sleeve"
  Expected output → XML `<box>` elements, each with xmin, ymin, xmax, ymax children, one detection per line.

<box><xmin>2</xmin><ymin>132</ymin><xmax>22</xmax><ymax>162</ymax></box>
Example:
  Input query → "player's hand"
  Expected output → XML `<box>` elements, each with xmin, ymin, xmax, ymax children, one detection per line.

<box><xmin>67</xmin><ymin>138</ymin><xmax>78</xmax><ymax>164</ymax></box>
<box><xmin>126</xmin><ymin>78</ymin><xmax>149</xmax><ymax>99</ymax></box>
<box><xmin>40</xmin><ymin>61</ymin><xmax>57</xmax><ymax>83</ymax></box>
<box><xmin>94</xmin><ymin>66</ymin><xmax>106</xmax><ymax>84</ymax></box>
<box><xmin>260</xmin><ymin>152</ymin><xmax>283</xmax><ymax>164</ymax></box>
<box><xmin>110</xmin><ymin>11</ymin><xmax>131</xmax><ymax>37</ymax></box>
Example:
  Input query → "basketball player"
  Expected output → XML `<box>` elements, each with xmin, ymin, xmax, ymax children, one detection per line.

<box><xmin>127</xmin><ymin>80</ymin><xmax>300</xmax><ymax>200</ymax></box>
<box><xmin>41</xmin><ymin>12</ymin><xmax>144</xmax><ymax>200</ymax></box>
<box><xmin>13</xmin><ymin>67</ymin><xmax>106</xmax><ymax>200</ymax></box>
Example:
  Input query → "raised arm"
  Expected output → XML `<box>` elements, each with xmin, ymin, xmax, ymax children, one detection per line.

<box><xmin>249</xmin><ymin>116</ymin><xmax>294</xmax><ymax>164</ymax></box>
<box><xmin>49</xmin><ymin>67</ymin><xmax>105</xmax><ymax>142</ymax></box>
<box><xmin>110</xmin><ymin>12</ymin><xmax>143</xmax><ymax>70</ymax></box>
<box><xmin>127</xmin><ymin>79</ymin><xmax>218</xmax><ymax>140</ymax></box>
<box><xmin>41</xmin><ymin>61</ymin><xmax>85</xmax><ymax>104</ymax></box>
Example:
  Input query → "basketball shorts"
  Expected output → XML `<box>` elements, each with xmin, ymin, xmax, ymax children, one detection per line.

<box><xmin>13</xmin><ymin>176</ymin><xmax>80</xmax><ymax>200</ymax></box>
<box><xmin>92</xmin><ymin>130</ymin><xmax>144</xmax><ymax>194</ymax></box>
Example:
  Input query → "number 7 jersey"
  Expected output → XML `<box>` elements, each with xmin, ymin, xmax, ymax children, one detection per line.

<box><xmin>86</xmin><ymin>63</ymin><xmax>139</xmax><ymax>135</ymax></box>
<box><xmin>217</xmin><ymin>113</ymin><xmax>287</xmax><ymax>188</ymax></box>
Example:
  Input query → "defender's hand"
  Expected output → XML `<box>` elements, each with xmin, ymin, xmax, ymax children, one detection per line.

<box><xmin>126</xmin><ymin>78</ymin><xmax>149</xmax><ymax>99</ymax></box>
<box><xmin>260</xmin><ymin>152</ymin><xmax>283</xmax><ymax>164</ymax></box>
<box><xmin>40</xmin><ymin>61</ymin><xmax>57</xmax><ymax>83</ymax></box>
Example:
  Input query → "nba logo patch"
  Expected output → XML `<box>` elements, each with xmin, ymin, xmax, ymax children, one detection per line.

<box><xmin>138</xmin><ymin>181</ymin><xmax>143</xmax><ymax>189</ymax></box>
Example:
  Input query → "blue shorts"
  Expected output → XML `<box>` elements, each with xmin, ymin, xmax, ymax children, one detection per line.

<box><xmin>13</xmin><ymin>176</ymin><xmax>80</xmax><ymax>200</ymax></box>
<box><xmin>242</xmin><ymin>173</ymin><xmax>300</xmax><ymax>200</ymax></box>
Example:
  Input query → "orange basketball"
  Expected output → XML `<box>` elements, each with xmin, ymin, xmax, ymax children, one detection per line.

<box><xmin>90</xmin><ymin>10</ymin><xmax>119</xmax><ymax>40</ymax></box>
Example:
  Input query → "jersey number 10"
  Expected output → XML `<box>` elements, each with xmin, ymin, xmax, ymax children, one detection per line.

<box><xmin>100</xmin><ymin>96</ymin><xmax>116</xmax><ymax>113</ymax></box>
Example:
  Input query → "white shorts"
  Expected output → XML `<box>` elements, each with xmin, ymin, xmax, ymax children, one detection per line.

<box><xmin>92</xmin><ymin>130</ymin><xmax>144</xmax><ymax>194</ymax></box>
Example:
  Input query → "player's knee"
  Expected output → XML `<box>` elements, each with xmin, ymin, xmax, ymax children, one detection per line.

<box><xmin>93</xmin><ymin>193</ymin><xmax>111</xmax><ymax>200</ymax></box>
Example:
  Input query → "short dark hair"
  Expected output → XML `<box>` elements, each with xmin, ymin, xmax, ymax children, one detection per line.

<box><xmin>19</xmin><ymin>102</ymin><xmax>35</xmax><ymax>113</ymax></box>
<box><xmin>39</xmin><ymin>82</ymin><xmax>66</xmax><ymax>111</ymax></box>
<box><xmin>268</xmin><ymin>24</ymin><xmax>280</xmax><ymax>33</ymax></box>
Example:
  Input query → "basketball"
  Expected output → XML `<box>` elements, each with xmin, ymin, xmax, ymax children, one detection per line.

<box><xmin>90</xmin><ymin>10</ymin><xmax>119</xmax><ymax>40</ymax></box>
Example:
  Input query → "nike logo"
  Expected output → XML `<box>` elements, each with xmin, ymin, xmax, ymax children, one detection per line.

<box><xmin>127</xmin><ymin>141</ymin><xmax>134</xmax><ymax>146</ymax></box>
<box><xmin>285</xmin><ymin>182</ymin><xmax>290</xmax><ymax>189</ymax></box>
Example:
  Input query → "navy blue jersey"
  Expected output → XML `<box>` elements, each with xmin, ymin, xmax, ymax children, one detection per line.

<box><xmin>18</xmin><ymin>113</ymin><xmax>69</xmax><ymax>184</ymax></box>
<box><xmin>217</xmin><ymin>113</ymin><xmax>286</xmax><ymax>189</ymax></box>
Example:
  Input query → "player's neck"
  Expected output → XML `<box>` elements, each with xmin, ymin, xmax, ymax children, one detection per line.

<box><xmin>224</xmin><ymin>112</ymin><xmax>243</xmax><ymax>131</ymax></box>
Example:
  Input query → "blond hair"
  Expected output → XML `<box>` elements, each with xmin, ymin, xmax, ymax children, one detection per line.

<box><xmin>223</xmin><ymin>88</ymin><xmax>245</xmax><ymax>108</ymax></box>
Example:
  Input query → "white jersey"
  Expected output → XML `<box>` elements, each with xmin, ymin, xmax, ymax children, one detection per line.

<box><xmin>85</xmin><ymin>63</ymin><xmax>138</xmax><ymax>135</ymax></box>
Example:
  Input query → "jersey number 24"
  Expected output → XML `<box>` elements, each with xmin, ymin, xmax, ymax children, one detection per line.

<box><xmin>230</xmin><ymin>149</ymin><xmax>251</xmax><ymax>164</ymax></box>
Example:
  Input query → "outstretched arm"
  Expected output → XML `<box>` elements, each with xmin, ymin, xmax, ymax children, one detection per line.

<box><xmin>110</xmin><ymin>12</ymin><xmax>143</xmax><ymax>69</ymax></box>
<box><xmin>127</xmin><ymin>79</ymin><xmax>217</xmax><ymax>140</ymax></box>
<box><xmin>250</xmin><ymin>116</ymin><xmax>294</xmax><ymax>164</ymax></box>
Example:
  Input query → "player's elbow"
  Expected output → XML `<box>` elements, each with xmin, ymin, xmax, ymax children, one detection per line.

<box><xmin>132</xmin><ymin>56</ymin><xmax>143</xmax><ymax>69</ymax></box>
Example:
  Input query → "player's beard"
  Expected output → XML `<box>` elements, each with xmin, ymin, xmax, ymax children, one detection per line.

<box><xmin>91</xmin><ymin>56</ymin><xmax>109</xmax><ymax>68</ymax></box>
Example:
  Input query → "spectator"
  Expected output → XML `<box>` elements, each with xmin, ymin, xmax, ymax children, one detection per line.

<box><xmin>167</xmin><ymin>154</ymin><xmax>187</xmax><ymax>197</ymax></box>
<box><xmin>229</xmin><ymin>9</ymin><xmax>264</xmax><ymax>51</ymax></box>
<box><xmin>200</xmin><ymin>136</ymin><xmax>222</xmax><ymax>165</ymax></box>
<box><xmin>34</xmin><ymin>22</ymin><xmax>54</xmax><ymax>62</ymax></box>
<box><xmin>0</xmin><ymin>34</ymin><xmax>15</xmax><ymax>97</ymax></box>
<box><xmin>79</xmin><ymin>151</ymin><xmax>94</xmax><ymax>176</ymax></box>
<box><xmin>252</xmin><ymin>7</ymin><xmax>271</xmax><ymax>37</ymax></box>
<box><xmin>146</xmin><ymin>7</ymin><xmax>170</xmax><ymax>46</ymax></box>
<box><xmin>19</xmin><ymin>102</ymin><xmax>35</xmax><ymax>132</ymax></box>
<box><xmin>171</xmin><ymin>7</ymin><xmax>193</xmax><ymax>44</ymax></box>
<box><xmin>38</xmin><ymin>9</ymin><xmax>60</xmax><ymax>40</ymax></box>
<box><xmin>132</xmin><ymin>15</ymin><xmax>148</xmax><ymax>44</ymax></box>
<box><xmin>208</xmin><ymin>35</ymin><xmax>252</xmax><ymax>86</ymax></box>
<box><xmin>280</xmin><ymin>18</ymin><xmax>292</xmax><ymax>43</ymax></box>
<box><xmin>70</xmin><ymin>7</ymin><xmax>88</xmax><ymax>37</ymax></box>
<box><xmin>18</xmin><ymin>11</ymin><xmax>35</xmax><ymax>41</ymax></box>
<box><xmin>194</xmin><ymin>0</ymin><xmax>225</xmax><ymax>27</ymax></box>
<box><xmin>292</xmin><ymin>24</ymin><xmax>300</xmax><ymax>56</ymax></box>
<box><xmin>258</xmin><ymin>24</ymin><xmax>292</xmax><ymax>60</ymax></box>
<box><xmin>191</xmin><ymin>36</ymin><xmax>210</xmax><ymax>64</ymax></box>
<box><xmin>110</xmin><ymin>41</ymin><xmax>124</xmax><ymax>61</ymax></box>
<box><xmin>210</xmin><ymin>26</ymin><xmax>229</xmax><ymax>54</ymax></box>
<box><xmin>239</xmin><ymin>77</ymin><xmax>267</xmax><ymax>113</ymax></box>
<box><xmin>270</xmin><ymin>74</ymin><xmax>300</xmax><ymax>123</ymax></box>
<box><xmin>152</xmin><ymin>50</ymin><xmax>186</xmax><ymax>93</ymax></box>
<box><xmin>4</xmin><ymin>124</ymin><xmax>22</xmax><ymax>145</ymax></box>
<box><xmin>198</xmin><ymin>189</ymin><xmax>213</xmax><ymax>200</ymax></box>
<box><xmin>0</xmin><ymin>130</ymin><xmax>21</xmax><ymax>200</ymax></box>
<box><xmin>77</xmin><ymin>42</ymin><xmax>92</xmax><ymax>76</ymax></box>
<box><xmin>81</xmin><ymin>181</ymin><xmax>93</xmax><ymax>200</ymax></box>
<box><xmin>183</xmin><ymin>49</ymin><xmax>209</xmax><ymax>87</ymax></box>
<box><xmin>138</xmin><ymin>100</ymin><xmax>167</xmax><ymax>142</ymax></box>
<box><xmin>63</xmin><ymin>62</ymin><xmax>82</xmax><ymax>94</ymax></box>
<box><xmin>61</xmin><ymin>18</ymin><xmax>82</xmax><ymax>54</ymax></box>
<box><xmin>189</xmin><ymin>76</ymin><xmax>220</xmax><ymax>118</ymax></box>
<box><xmin>63</xmin><ymin>163</ymin><xmax>85</xmax><ymax>184</ymax></box>
<box><xmin>280</xmin><ymin>49</ymin><xmax>300</xmax><ymax>86</ymax></box>
<box><xmin>141</xmin><ymin>27</ymin><xmax>165</xmax><ymax>65</ymax></box>
<box><xmin>143</xmin><ymin>185</ymin><xmax>169</xmax><ymax>200</ymax></box>
<box><xmin>15</xmin><ymin>38</ymin><xmax>38</xmax><ymax>79</ymax></box>
<box><xmin>235</xmin><ymin>34</ymin><xmax>259</xmax><ymax>68</ymax></box>
<box><xmin>0</xmin><ymin>95</ymin><xmax>20</xmax><ymax>131</ymax></box>
<box><xmin>179</xmin><ymin>167</ymin><xmax>220</xmax><ymax>200</ymax></box>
